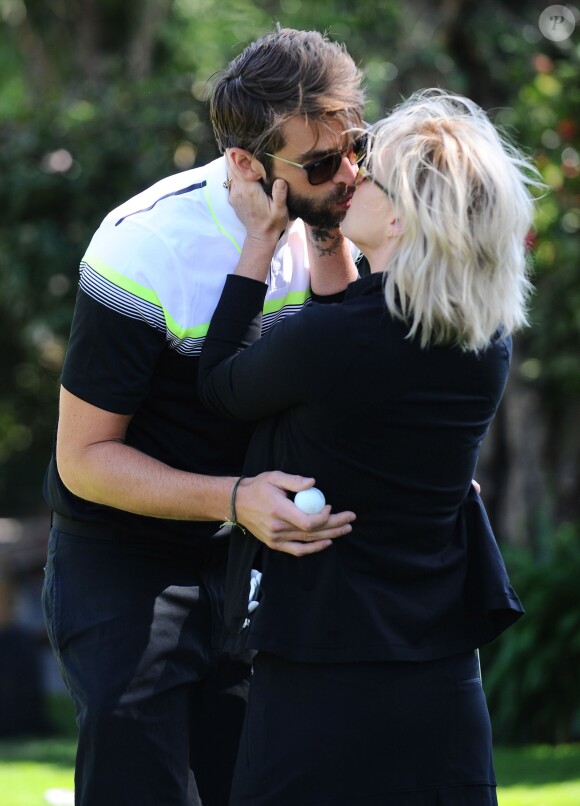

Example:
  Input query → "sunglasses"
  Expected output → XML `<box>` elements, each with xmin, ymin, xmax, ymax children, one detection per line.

<box><xmin>265</xmin><ymin>135</ymin><xmax>367</xmax><ymax>186</ymax></box>
<box><xmin>357</xmin><ymin>164</ymin><xmax>392</xmax><ymax>198</ymax></box>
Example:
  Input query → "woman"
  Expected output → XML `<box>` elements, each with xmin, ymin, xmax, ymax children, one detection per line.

<box><xmin>198</xmin><ymin>90</ymin><xmax>538</xmax><ymax>805</ymax></box>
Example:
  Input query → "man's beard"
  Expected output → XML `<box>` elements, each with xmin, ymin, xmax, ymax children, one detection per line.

<box><xmin>261</xmin><ymin>178</ymin><xmax>352</xmax><ymax>228</ymax></box>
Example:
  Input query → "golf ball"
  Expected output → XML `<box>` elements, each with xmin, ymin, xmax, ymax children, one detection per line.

<box><xmin>294</xmin><ymin>488</ymin><xmax>326</xmax><ymax>515</ymax></box>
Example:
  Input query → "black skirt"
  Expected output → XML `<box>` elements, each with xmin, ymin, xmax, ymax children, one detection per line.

<box><xmin>230</xmin><ymin>651</ymin><xmax>497</xmax><ymax>805</ymax></box>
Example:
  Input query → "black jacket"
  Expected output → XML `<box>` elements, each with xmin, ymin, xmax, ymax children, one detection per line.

<box><xmin>198</xmin><ymin>273</ymin><xmax>523</xmax><ymax>661</ymax></box>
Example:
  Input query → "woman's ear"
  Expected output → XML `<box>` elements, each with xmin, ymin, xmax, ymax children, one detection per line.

<box><xmin>226</xmin><ymin>147</ymin><xmax>267</xmax><ymax>182</ymax></box>
<box><xmin>387</xmin><ymin>216</ymin><xmax>403</xmax><ymax>238</ymax></box>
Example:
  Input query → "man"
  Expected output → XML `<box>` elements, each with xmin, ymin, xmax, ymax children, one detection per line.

<box><xmin>42</xmin><ymin>27</ymin><xmax>364</xmax><ymax>806</ymax></box>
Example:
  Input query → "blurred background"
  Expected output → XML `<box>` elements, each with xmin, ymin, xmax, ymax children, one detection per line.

<box><xmin>0</xmin><ymin>0</ymin><xmax>578</xmax><ymax>753</ymax></box>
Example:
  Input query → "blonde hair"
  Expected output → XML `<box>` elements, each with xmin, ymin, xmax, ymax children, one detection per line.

<box><xmin>367</xmin><ymin>89</ymin><xmax>541</xmax><ymax>351</ymax></box>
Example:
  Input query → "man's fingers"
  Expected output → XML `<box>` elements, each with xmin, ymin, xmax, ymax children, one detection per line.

<box><xmin>268</xmin><ymin>518</ymin><xmax>354</xmax><ymax>545</ymax></box>
<box><xmin>238</xmin><ymin>473</ymin><xmax>356</xmax><ymax>551</ymax></box>
<box><xmin>277</xmin><ymin>499</ymin><xmax>357</xmax><ymax>534</ymax></box>
<box><xmin>266</xmin><ymin>471</ymin><xmax>316</xmax><ymax>494</ymax></box>
<box><xmin>295</xmin><ymin>522</ymin><xmax>353</xmax><ymax>541</ymax></box>
<box><xmin>275</xmin><ymin>539</ymin><xmax>334</xmax><ymax>557</ymax></box>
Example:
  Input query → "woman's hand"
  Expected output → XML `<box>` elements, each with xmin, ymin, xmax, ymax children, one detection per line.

<box><xmin>225</xmin><ymin>152</ymin><xmax>289</xmax><ymax>246</ymax></box>
<box><xmin>224</xmin><ymin>153</ymin><xmax>289</xmax><ymax>283</ymax></box>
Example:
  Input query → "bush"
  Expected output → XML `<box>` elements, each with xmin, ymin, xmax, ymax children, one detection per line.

<box><xmin>481</xmin><ymin>522</ymin><xmax>580</xmax><ymax>743</ymax></box>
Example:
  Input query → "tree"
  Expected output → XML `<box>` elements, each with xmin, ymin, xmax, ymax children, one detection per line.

<box><xmin>0</xmin><ymin>0</ymin><xmax>214</xmax><ymax>511</ymax></box>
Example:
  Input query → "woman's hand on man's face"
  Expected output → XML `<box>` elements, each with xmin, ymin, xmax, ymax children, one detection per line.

<box><xmin>225</xmin><ymin>152</ymin><xmax>289</xmax><ymax>244</ymax></box>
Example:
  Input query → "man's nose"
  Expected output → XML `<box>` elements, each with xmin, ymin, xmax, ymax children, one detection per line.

<box><xmin>333</xmin><ymin>155</ymin><xmax>358</xmax><ymax>185</ymax></box>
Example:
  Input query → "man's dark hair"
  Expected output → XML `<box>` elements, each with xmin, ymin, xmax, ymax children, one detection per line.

<box><xmin>209</xmin><ymin>28</ymin><xmax>365</xmax><ymax>158</ymax></box>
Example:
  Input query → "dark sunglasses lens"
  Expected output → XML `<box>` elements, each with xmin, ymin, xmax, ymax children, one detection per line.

<box><xmin>307</xmin><ymin>153</ymin><xmax>342</xmax><ymax>185</ymax></box>
<box><xmin>353</xmin><ymin>135</ymin><xmax>367</xmax><ymax>164</ymax></box>
<box><xmin>306</xmin><ymin>137</ymin><xmax>367</xmax><ymax>185</ymax></box>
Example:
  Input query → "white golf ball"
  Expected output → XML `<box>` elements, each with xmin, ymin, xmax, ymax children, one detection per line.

<box><xmin>294</xmin><ymin>488</ymin><xmax>326</xmax><ymax>515</ymax></box>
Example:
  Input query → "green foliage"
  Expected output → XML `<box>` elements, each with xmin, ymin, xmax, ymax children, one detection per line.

<box><xmin>481</xmin><ymin>522</ymin><xmax>580</xmax><ymax>744</ymax></box>
<box><xmin>45</xmin><ymin>695</ymin><xmax>77</xmax><ymax>740</ymax></box>
<box><xmin>495</xmin><ymin>742</ymin><xmax>580</xmax><ymax>788</ymax></box>
<box><xmin>495</xmin><ymin>744</ymin><xmax>580</xmax><ymax>806</ymax></box>
<box><xmin>0</xmin><ymin>69</ymin><xmax>218</xmax><ymax>512</ymax></box>
<box><xmin>501</xmin><ymin>55</ymin><xmax>580</xmax><ymax>402</ymax></box>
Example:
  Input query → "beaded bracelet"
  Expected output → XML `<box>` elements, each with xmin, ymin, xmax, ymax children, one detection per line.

<box><xmin>220</xmin><ymin>476</ymin><xmax>247</xmax><ymax>534</ymax></box>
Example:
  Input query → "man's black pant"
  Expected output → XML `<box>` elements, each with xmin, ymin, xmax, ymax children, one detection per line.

<box><xmin>42</xmin><ymin>520</ymin><xmax>251</xmax><ymax>806</ymax></box>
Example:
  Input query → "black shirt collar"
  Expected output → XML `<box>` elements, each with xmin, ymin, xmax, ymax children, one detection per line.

<box><xmin>345</xmin><ymin>271</ymin><xmax>384</xmax><ymax>300</ymax></box>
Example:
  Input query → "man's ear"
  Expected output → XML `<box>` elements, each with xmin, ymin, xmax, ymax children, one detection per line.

<box><xmin>227</xmin><ymin>147</ymin><xmax>267</xmax><ymax>182</ymax></box>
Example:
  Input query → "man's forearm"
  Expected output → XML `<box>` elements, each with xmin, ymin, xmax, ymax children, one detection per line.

<box><xmin>58</xmin><ymin>439</ymin><xmax>235</xmax><ymax>523</ymax></box>
<box><xmin>59</xmin><ymin>441</ymin><xmax>356</xmax><ymax>554</ymax></box>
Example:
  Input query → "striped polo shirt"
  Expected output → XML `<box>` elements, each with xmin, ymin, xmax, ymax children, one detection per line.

<box><xmin>44</xmin><ymin>156</ymin><xmax>318</xmax><ymax>543</ymax></box>
<box><xmin>80</xmin><ymin>155</ymin><xmax>313</xmax><ymax>355</ymax></box>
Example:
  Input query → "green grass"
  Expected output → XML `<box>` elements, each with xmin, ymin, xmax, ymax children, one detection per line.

<box><xmin>496</xmin><ymin>744</ymin><xmax>580</xmax><ymax>806</ymax></box>
<box><xmin>0</xmin><ymin>696</ymin><xmax>76</xmax><ymax>806</ymax></box>
<box><xmin>0</xmin><ymin>739</ymin><xmax>75</xmax><ymax>806</ymax></box>
<box><xmin>0</xmin><ymin>738</ymin><xmax>578</xmax><ymax>805</ymax></box>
